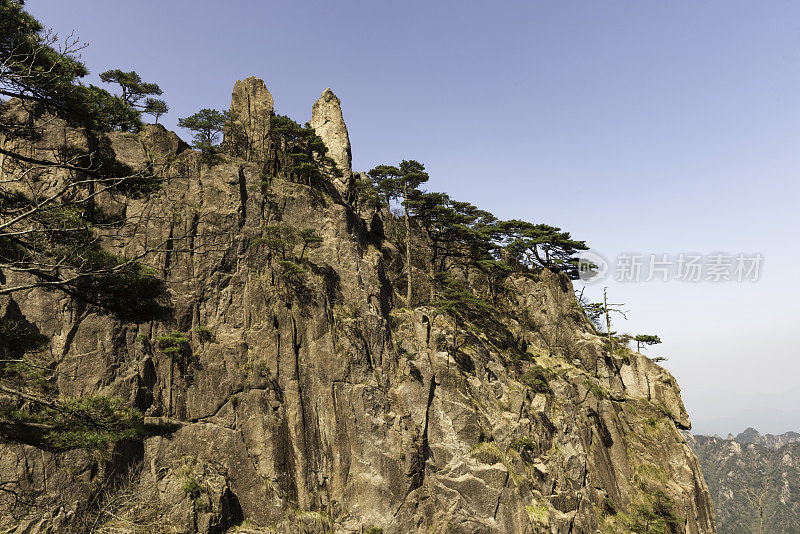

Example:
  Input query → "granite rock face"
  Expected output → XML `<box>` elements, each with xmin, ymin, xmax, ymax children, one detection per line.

<box><xmin>310</xmin><ymin>88</ymin><xmax>353</xmax><ymax>193</ymax></box>
<box><xmin>224</xmin><ymin>76</ymin><xmax>274</xmax><ymax>163</ymax></box>
<box><xmin>0</xmin><ymin>88</ymin><xmax>716</xmax><ymax>533</ymax></box>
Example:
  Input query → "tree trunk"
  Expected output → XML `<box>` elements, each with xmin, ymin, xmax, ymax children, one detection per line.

<box><xmin>404</xmin><ymin>181</ymin><xmax>412</xmax><ymax>306</ymax></box>
<box><xmin>429</xmin><ymin>260</ymin><xmax>436</xmax><ymax>303</ymax></box>
<box><xmin>604</xmin><ymin>287</ymin><xmax>612</xmax><ymax>356</ymax></box>
<box><xmin>168</xmin><ymin>357</ymin><xmax>174</xmax><ymax>417</ymax></box>
<box><xmin>429</xmin><ymin>238</ymin><xmax>439</xmax><ymax>303</ymax></box>
<box><xmin>0</xmin><ymin>133</ymin><xmax>6</xmax><ymax>182</ymax></box>
<box><xmin>532</xmin><ymin>246</ymin><xmax>546</xmax><ymax>267</ymax></box>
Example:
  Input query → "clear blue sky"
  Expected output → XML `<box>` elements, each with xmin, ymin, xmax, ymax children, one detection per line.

<box><xmin>28</xmin><ymin>0</ymin><xmax>800</xmax><ymax>436</ymax></box>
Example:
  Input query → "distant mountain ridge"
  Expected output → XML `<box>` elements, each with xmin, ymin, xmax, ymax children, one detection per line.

<box><xmin>687</xmin><ymin>430</ymin><xmax>800</xmax><ymax>533</ymax></box>
<box><xmin>726</xmin><ymin>427</ymin><xmax>800</xmax><ymax>449</ymax></box>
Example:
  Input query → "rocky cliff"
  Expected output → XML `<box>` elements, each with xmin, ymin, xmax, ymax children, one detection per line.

<box><xmin>0</xmin><ymin>78</ymin><xmax>716</xmax><ymax>533</ymax></box>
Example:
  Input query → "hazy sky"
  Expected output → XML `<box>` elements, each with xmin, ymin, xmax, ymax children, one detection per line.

<box><xmin>26</xmin><ymin>0</ymin><xmax>800</xmax><ymax>436</ymax></box>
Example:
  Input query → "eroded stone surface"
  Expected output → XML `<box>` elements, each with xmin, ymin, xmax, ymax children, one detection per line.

<box><xmin>224</xmin><ymin>76</ymin><xmax>274</xmax><ymax>163</ymax></box>
<box><xmin>310</xmin><ymin>88</ymin><xmax>352</xmax><ymax>193</ymax></box>
<box><xmin>0</xmin><ymin>99</ymin><xmax>716</xmax><ymax>534</ymax></box>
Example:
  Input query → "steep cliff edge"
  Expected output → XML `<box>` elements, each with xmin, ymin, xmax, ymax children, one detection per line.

<box><xmin>0</xmin><ymin>78</ymin><xmax>715</xmax><ymax>533</ymax></box>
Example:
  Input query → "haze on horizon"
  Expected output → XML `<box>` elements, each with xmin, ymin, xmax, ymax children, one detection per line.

<box><xmin>25</xmin><ymin>0</ymin><xmax>800</xmax><ymax>436</ymax></box>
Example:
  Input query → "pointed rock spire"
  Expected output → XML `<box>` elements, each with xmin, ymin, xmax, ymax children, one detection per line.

<box><xmin>224</xmin><ymin>76</ymin><xmax>273</xmax><ymax>162</ymax></box>
<box><xmin>310</xmin><ymin>88</ymin><xmax>352</xmax><ymax>192</ymax></box>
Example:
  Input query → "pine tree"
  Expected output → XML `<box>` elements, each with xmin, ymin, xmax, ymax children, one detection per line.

<box><xmin>271</xmin><ymin>114</ymin><xmax>341</xmax><ymax>185</ymax></box>
<box><xmin>0</xmin><ymin>0</ymin><xmax>172</xmax><ymax>450</ymax></box>
<box><xmin>634</xmin><ymin>334</ymin><xmax>662</xmax><ymax>353</ymax></box>
<box><xmin>177</xmin><ymin>108</ymin><xmax>230</xmax><ymax>153</ymax></box>
<box><xmin>368</xmin><ymin>160</ymin><xmax>429</xmax><ymax>305</ymax></box>
<box><xmin>494</xmin><ymin>220</ymin><xmax>588</xmax><ymax>278</ymax></box>
<box><xmin>297</xmin><ymin>228</ymin><xmax>323</xmax><ymax>260</ymax></box>
<box><xmin>99</xmin><ymin>69</ymin><xmax>163</xmax><ymax>107</ymax></box>
<box><xmin>98</xmin><ymin>69</ymin><xmax>168</xmax><ymax>127</ymax></box>
<box><xmin>408</xmin><ymin>191</ymin><xmax>497</xmax><ymax>302</ymax></box>
<box><xmin>144</xmin><ymin>98</ymin><xmax>168</xmax><ymax>123</ymax></box>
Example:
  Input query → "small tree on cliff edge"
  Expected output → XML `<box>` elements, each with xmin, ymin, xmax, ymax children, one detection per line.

<box><xmin>634</xmin><ymin>334</ymin><xmax>662</xmax><ymax>353</ymax></box>
<box><xmin>99</xmin><ymin>68</ymin><xmax>168</xmax><ymax>125</ymax></box>
<box><xmin>602</xmin><ymin>287</ymin><xmax>627</xmax><ymax>357</ymax></box>
<box><xmin>494</xmin><ymin>220</ymin><xmax>588</xmax><ymax>278</ymax></box>
<box><xmin>144</xmin><ymin>98</ymin><xmax>168</xmax><ymax>123</ymax></box>
<box><xmin>178</xmin><ymin>108</ymin><xmax>230</xmax><ymax>161</ymax></box>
